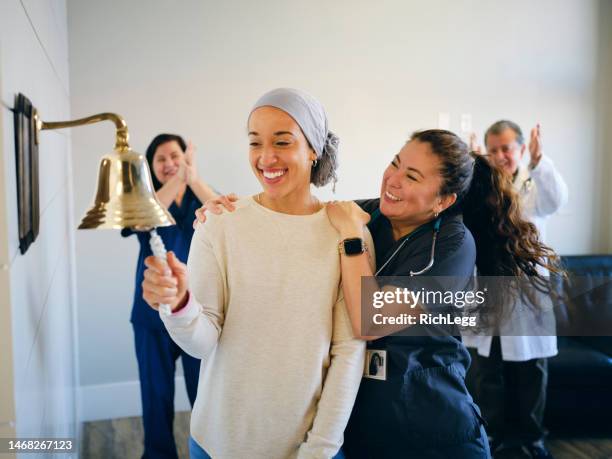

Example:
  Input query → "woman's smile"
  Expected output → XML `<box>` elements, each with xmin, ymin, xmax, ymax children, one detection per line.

<box><xmin>258</xmin><ymin>166</ymin><xmax>289</xmax><ymax>185</ymax></box>
<box><xmin>162</xmin><ymin>167</ymin><xmax>178</xmax><ymax>178</ymax></box>
<box><xmin>383</xmin><ymin>190</ymin><xmax>402</xmax><ymax>202</ymax></box>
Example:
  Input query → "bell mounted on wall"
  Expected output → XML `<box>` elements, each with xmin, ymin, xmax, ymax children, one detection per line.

<box><xmin>13</xmin><ymin>93</ymin><xmax>175</xmax><ymax>254</ymax></box>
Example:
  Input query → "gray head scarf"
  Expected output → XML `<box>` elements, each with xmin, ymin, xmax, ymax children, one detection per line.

<box><xmin>250</xmin><ymin>88</ymin><xmax>338</xmax><ymax>159</ymax></box>
<box><xmin>249</xmin><ymin>88</ymin><xmax>339</xmax><ymax>187</ymax></box>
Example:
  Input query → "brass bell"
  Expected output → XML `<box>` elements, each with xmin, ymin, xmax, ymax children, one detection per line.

<box><xmin>78</xmin><ymin>148</ymin><xmax>175</xmax><ymax>230</ymax></box>
<box><xmin>33</xmin><ymin>111</ymin><xmax>175</xmax><ymax>231</ymax></box>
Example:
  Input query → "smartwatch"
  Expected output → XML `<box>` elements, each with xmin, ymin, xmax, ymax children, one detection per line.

<box><xmin>339</xmin><ymin>238</ymin><xmax>368</xmax><ymax>256</ymax></box>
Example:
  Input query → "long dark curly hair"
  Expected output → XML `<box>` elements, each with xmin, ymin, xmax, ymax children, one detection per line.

<box><xmin>410</xmin><ymin>130</ymin><xmax>563</xmax><ymax>327</ymax></box>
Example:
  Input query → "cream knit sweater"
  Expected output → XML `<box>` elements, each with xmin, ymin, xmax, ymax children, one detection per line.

<box><xmin>160</xmin><ymin>197</ymin><xmax>370</xmax><ymax>459</ymax></box>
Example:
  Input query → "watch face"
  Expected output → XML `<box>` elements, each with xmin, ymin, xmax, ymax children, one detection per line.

<box><xmin>344</xmin><ymin>238</ymin><xmax>364</xmax><ymax>255</ymax></box>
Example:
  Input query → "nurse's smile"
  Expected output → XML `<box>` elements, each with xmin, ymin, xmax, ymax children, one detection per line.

<box><xmin>384</xmin><ymin>190</ymin><xmax>402</xmax><ymax>202</ymax></box>
<box><xmin>378</xmin><ymin>141</ymin><xmax>450</xmax><ymax>240</ymax></box>
<box><xmin>152</xmin><ymin>139</ymin><xmax>185</xmax><ymax>185</ymax></box>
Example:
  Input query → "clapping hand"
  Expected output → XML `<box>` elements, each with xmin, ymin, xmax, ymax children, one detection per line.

<box><xmin>178</xmin><ymin>141</ymin><xmax>198</xmax><ymax>185</ymax></box>
<box><xmin>469</xmin><ymin>132</ymin><xmax>484</xmax><ymax>155</ymax></box>
<box><xmin>528</xmin><ymin>123</ymin><xmax>543</xmax><ymax>168</ymax></box>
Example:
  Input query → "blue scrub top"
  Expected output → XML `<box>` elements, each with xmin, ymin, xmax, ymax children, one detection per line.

<box><xmin>121</xmin><ymin>187</ymin><xmax>202</xmax><ymax>330</ymax></box>
<box><xmin>344</xmin><ymin>199</ymin><xmax>486</xmax><ymax>457</ymax></box>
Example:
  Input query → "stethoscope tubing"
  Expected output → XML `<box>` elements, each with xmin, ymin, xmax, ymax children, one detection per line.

<box><xmin>371</xmin><ymin>209</ymin><xmax>441</xmax><ymax>277</ymax></box>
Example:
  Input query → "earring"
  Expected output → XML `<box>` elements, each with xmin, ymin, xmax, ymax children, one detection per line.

<box><xmin>434</xmin><ymin>211</ymin><xmax>439</xmax><ymax>218</ymax></box>
<box><xmin>312</xmin><ymin>159</ymin><xmax>318</xmax><ymax>168</ymax></box>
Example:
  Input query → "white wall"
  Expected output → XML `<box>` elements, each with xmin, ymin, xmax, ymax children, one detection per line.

<box><xmin>0</xmin><ymin>0</ymin><xmax>79</xmax><ymax>450</ymax></box>
<box><xmin>67</xmin><ymin>0</ymin><xmax>610</xmax><ymax>419</ymax></box>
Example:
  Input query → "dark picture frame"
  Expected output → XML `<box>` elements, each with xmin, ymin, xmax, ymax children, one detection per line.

<box><xmin>13</xmin><ymin>93</ymin><xmax>40</xmax><ymax>254</ymax></box>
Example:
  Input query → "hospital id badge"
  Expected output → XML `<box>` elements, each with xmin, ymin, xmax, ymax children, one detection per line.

<box><xmin>364</xmin><ymin>349</ymin><xmax>387</xmax><ymax>380</ymax></box>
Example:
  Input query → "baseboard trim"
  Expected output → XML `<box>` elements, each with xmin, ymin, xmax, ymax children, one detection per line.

<box><xmin>79</xmin><ymin>377</ymin><xmax>191</xmax><ymax>422</ymax></box>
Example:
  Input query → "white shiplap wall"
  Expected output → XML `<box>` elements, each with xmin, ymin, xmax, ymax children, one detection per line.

<box><xmin>0</xmin><ymin>0</ymin><xmax>78</xmax><ymax>452</ymax></box>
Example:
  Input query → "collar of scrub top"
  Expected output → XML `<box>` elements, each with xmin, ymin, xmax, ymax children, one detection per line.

<box><xmin>369</xmin><ymin>208</ymin><xmax>442</xmax><ymax>276</ymax></box>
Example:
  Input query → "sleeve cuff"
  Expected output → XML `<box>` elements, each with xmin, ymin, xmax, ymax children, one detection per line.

<box><xmin>171</xmin><ymin>291</ymin><xmax>192</xmax><ymax>316</ymax></box>
<box><xmin>529</xmin><ymin>155</ymin><xmax>553</xmax><ymax>177</ymax></box>
<box><xmin>159</xmin><ymin>291</ymin><xmax>200</xmax><ymax>325</ymax></box>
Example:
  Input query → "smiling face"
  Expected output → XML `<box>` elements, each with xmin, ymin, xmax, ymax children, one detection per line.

<box><xmin>485</xmin><ymin>128</ymin><xmax>525</xmax><ymax>175</ymax></box>
<box><xmin>151</xmin><ymin>140</ymin><xmax>184</xmax><ymax>184</ymax></box>
<box><xmin>248</xmin><ymin>106</ymin><xmax>317</xmax><ymax>200</ymax></box>
<box><xmin>380</xmin><ymin>140</ymin><xmax>454</xmax><ymax>233</ymax></box>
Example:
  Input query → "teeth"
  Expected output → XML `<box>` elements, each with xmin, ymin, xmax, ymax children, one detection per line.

<box><xmin>385</xmin><ymin>191</ymin><xmax>401</xmax><ymax>201</ymax></box>
<box><xmin>263</xmin><ymin>170</ymin><xmax>286</xmax><ymax>179</ymax></box>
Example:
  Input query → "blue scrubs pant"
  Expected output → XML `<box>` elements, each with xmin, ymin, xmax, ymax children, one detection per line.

<box><xmin>134</xmin><ymin>325</ymin><xmax>200</xmax><ymax>459</ymax></box>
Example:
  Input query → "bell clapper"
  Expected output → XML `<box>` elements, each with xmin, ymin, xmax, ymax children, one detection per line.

<box><xmin>149</xmin><ymin>229</ymin><xmax>172</xmax><ymax>315</ymax></box>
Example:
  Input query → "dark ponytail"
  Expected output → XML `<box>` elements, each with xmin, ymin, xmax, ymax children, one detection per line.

<box><xmin>460</xmin><ymin>153</ymin><xmax>561</xmax><ymax>279</ymax></box>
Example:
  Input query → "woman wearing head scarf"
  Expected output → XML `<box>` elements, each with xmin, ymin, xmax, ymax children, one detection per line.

<box><xmin>141</xmin><ymin>88</ymin><xmax>367</xmax><ymax>459</ymax></box>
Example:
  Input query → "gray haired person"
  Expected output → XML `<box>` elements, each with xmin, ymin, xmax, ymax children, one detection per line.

<box><xmin>466</xmin><ymin>120</ymin><xmax>568</xmax><ymax>459</ymax></box>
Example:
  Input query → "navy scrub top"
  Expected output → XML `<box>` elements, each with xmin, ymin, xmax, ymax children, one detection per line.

<box><xmin>121</xmin><ymin>187</ymin><xmax>202</xmax><ymax>330</ymax></box>
<box><xmin>344</xmin><ymin>199</ymin><xmax>485</xmax><ymax>456</ymax></box>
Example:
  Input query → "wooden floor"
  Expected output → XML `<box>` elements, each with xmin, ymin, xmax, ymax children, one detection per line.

<box><xmin>81</xmin><ymin>412</ymin><xmax>612</xmax><ymax>459</ymax></box>
<box><xmin>81</xmin><ymin>412</ymin><xmax>190</xmax><ymax>459</ymax></box>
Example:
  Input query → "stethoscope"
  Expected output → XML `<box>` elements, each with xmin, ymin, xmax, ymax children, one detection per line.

<box><xmin>519</xmin><ymin>177</ymin><xmax>534</xmax><ymax>196</ymax></box>
<box><xmin>371</xmin><ymin>210</ymin><xmax>442</xmax><ymax>277</ymax></box>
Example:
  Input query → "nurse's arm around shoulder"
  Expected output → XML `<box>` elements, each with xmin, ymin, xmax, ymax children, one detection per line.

<box><xmin>326</xmin><ymin>201</ymin><xmax>381</xmax><ymax>340</ymax></box>
<box><xmin>143</xmin><ymin>224</ymin><xmax>225</xmax><ymax>360</ymax></box>
<box><xmin>297</xmin><ymin>295</ymin><xmax>366</xmax><ymax>459</ymax></box>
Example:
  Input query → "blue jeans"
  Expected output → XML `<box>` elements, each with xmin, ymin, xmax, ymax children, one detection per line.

<box><xmin>189</xmin><ymin>437</ymin><xmax>212</xmax><ymax>459</ymax></box>
<box><xmin>188</xmin><ymin>437</ymin><xmax>346</xmax><ymax>458</ymax></box>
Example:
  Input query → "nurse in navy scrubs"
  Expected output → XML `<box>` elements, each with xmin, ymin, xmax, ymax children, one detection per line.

<box><xmin>326</xmin><ymin>129</ymin><xmax>559</xmax><ymax>458</ymax></box>
<box><xmin>122</xmin><ymin>134</ymin><xmax>217</xmax><ymax>459</ymax></box>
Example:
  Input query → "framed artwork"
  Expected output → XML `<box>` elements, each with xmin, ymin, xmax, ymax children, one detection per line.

<box><xmin>13</xmin><ymin>93</ymin><xmax>40</xmax><ymax>254</ymax></box>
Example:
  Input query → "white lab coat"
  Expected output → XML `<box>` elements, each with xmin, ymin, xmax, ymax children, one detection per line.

<box><xmin>463</xmin><ymin>156</ymin><xmax>569</xmax><ymax>361</ymax></box>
